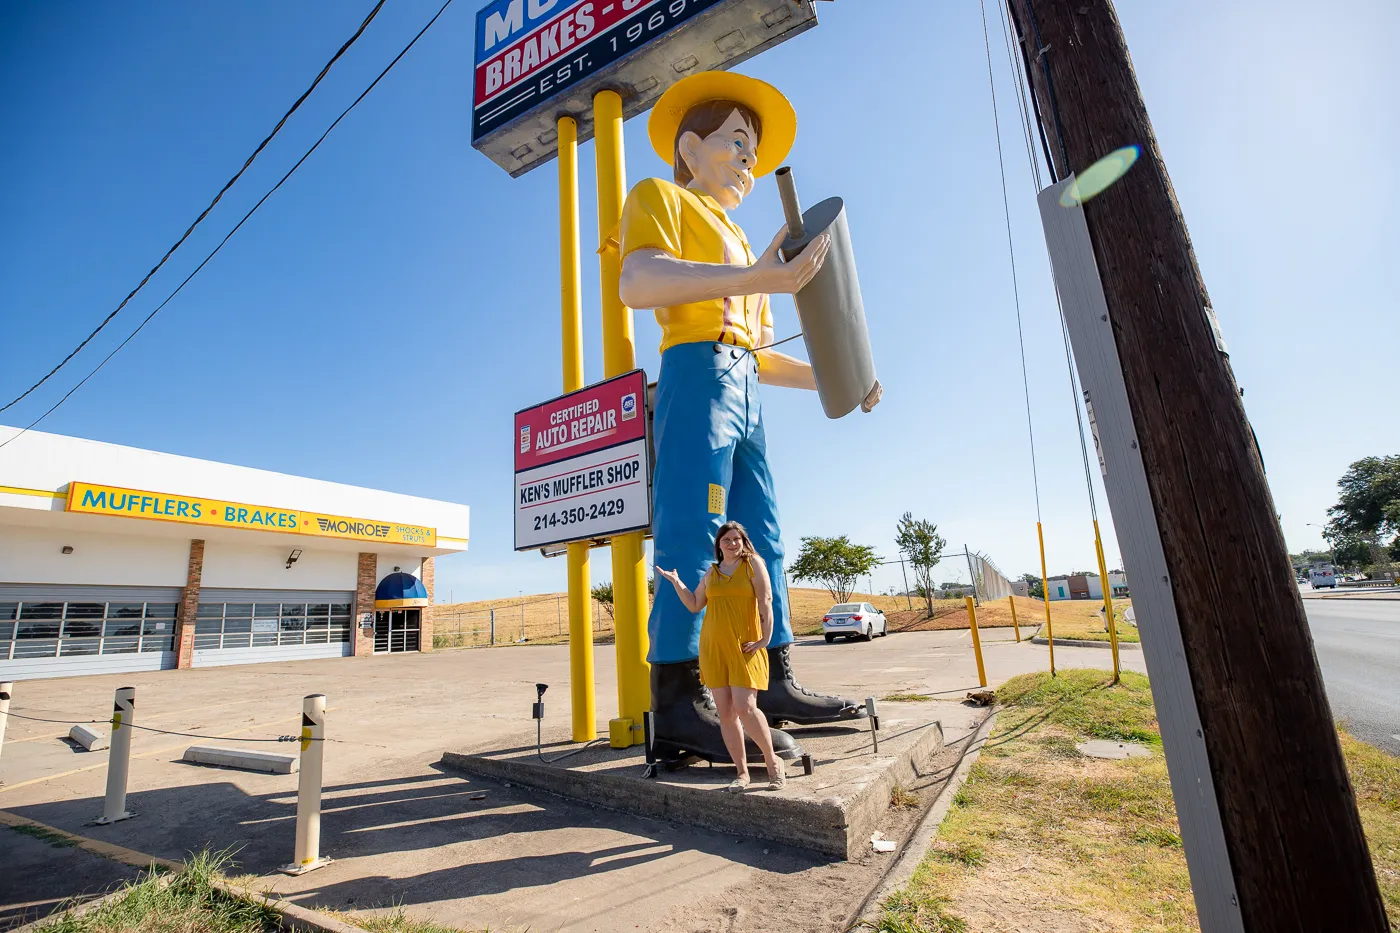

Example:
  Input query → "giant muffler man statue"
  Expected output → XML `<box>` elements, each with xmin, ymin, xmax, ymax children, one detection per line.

<box><xmin>606</xmin><ymin>71</ymin><xmax>881</xmax><ymax>763</ymax></box>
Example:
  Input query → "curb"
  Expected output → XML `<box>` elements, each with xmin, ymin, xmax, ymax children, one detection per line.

<box><xmin>1030</xmin><ymin>626</ymin><xmax>1141</xmax><ymax>650</ymax></box>
<box><xmin>842</xmin><ymin>710</ymin><xmax>999</xmax><ymax>931</ymax></box>
<box><xmin>0</xmin><ymin>809</ymin><xmax>372</xmax><ymax>933</ymax></box>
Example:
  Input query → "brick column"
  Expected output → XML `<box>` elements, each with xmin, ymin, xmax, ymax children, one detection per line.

<box><xmin>175</xmin><ymin>539</ymin><xmax>204</xmax><ymax>669</ymax></box>
<box><xmin>419</xmin><ymin>557</ymin><xmax>435</xmax><ymax>653</ymax></box>
<box><xmin>354</xmin><ymin>552</ymin><xmax>377</xmax><ymax>657</ymax></box>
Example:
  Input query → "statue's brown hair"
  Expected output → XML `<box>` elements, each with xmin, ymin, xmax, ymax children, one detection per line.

<box><xmin>673</xmin><ymin>99</ymin><xmax>763</xmax><ymax>186</ymax></box>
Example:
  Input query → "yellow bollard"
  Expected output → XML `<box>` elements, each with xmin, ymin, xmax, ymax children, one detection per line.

<box><xmin>1093</xmin><ymin>520</ymin><xmax>1121</xmax><ymax>684</ymax></box>
<box><xmin>558</xmin><ymin>115</ymin><xmax>597</xmax><ymax>742</ymax></box>
<box><xmin>594</xmin><ymin>89</ymin><xmax>650</xmax><ymax>744</ymax></box>
<box><xmin>965</xmin><ymin>596</ymin><xmax>987</xmax><ymax>688</ymax></box>
<box><xmin>1007</xmin><ymin>595</ymin><xmax>1021</xmax><ymax>642</ymax></box>
<box><xmin>1037</xmin><ymin>521</ymin><xmax>1056</xmax><ymax>675</ymax></box>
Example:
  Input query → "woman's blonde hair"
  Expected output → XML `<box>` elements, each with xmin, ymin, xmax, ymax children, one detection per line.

<box><xmin>713</xmin><ymin>521</ymin><xmax>756</xmax><ymax>564</ymax></box>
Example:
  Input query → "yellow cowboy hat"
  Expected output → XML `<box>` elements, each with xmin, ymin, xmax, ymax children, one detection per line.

<box><xmin>647</xmin><ymin>71</ymin><xmax>796</xmax><ymax>178</ymax></box>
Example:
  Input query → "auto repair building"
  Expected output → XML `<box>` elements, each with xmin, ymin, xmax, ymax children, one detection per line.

<box><xmin>0</xmin><ymin>426</ymin><xmax>470</xmax><ymax>680</ymax></box>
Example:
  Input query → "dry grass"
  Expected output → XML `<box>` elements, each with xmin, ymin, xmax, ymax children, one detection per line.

<box><xmin>432</xmin><ymin>588</ymin><xmax>1141</xmax><ymax>649</ymax></box>
<box><xmin>866</xmin><ymin>670</ymin><xmax>1400</xmax><ymax>932</ymax></box>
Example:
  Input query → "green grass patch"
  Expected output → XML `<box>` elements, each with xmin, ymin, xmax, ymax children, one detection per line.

<box><xmin>1338</xmin><ymin>728</ymin><xmax>1400</xmax><ymax>920</ymax></box>
<box><xmin>866</xmin><ymin>670</ymin><xmax>1400</xmax><ymax>932</ymax></box>
<box><xmin>34</xmin><ymin>851</ymin><xmax>278</xmax><ymax>933</ymax></box>
<box><xmin>10</xmin><ymin>823</ymin><xmax>79</xmax><ymax>848</ymax></box>
<box><xmin>890</xmin><ymin>784</ymin><xmax>920</xmax><ymax>810</ymax></box>
<box><xmin>882</xmin><ymin>693</ymin><xmax>934</xmax><ymax>703</ymax></box>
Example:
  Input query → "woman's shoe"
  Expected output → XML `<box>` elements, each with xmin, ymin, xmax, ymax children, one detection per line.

<box><xmin>725</xmin><ymin>777</ymin><xmax>748</xmax><ymax>793</ymax></box>
<box><xmin>766</xmin><ymin>767</ymin><xmax>788</xmax><ymax>791</ymax></box>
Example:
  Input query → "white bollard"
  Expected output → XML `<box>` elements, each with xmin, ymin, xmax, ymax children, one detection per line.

<box><xmin>94</xmin><ymin>686</ymin><xmax>136</xmax><ymax>824</ymax></box>
<box><xmin>0</xmin><ymin>682</ymin><xmax>12</xmax><ymax>772</ymax></box>
<box><xmin>282</xmin><ymin>694</ymin><xmax>330</xmax><ymax>874</ymax></box>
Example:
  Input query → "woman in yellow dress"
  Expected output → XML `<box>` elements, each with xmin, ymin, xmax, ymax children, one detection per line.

<box><xmin>656</xmin><ymin>521</ymin><xmax>785</xmax><ymax>791</ymax></box>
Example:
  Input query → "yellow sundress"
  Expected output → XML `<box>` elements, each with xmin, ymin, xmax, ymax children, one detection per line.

<box><xmin>699</xmin><ymin>559</ymin><xmax>770</xmax><ymax>690</ymax></box>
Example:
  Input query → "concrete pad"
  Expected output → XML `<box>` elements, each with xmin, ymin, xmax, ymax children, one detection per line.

<box><xmin>182</xmin><ymin>745</ymin><xmax>299</xmax><ymax>774</ymax></box>
<box><xmin>441</xmin><ymin>711</ymin><xmax>944</xmax><ymax>860</ymax></box>
<box><xmin>68</xmin><ymin>725</ymin><xmax>108</xmax><ymax>751</ymax></box>
<box><xmin>1077</xmin><ymin>739</ymin><xmax>1151</xmax><ymax>759</ymax></box>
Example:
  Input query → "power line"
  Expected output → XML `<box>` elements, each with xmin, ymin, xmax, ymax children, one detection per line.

<box><xmin>0</xmin><ymin>0</ymin><xmax>389</xmax><ymax>415</ymax></box>
<box><xmin>979</xmin><ymin>0</ymin><xmax>1041</xmax><ymax>524</ymax></box>
<box><xmin>0</xmin><ymin>0</ymin><xmax>457</xmax><ymax>453</ymax></box>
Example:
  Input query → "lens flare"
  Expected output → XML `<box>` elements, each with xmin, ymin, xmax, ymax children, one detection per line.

<box><xmin>1059</xmin><ymin>145</ymin><xmax>1141</xmax><ymax>207</ymax></box>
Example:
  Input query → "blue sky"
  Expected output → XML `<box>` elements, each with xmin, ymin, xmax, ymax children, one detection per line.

<box><xmin>2</xmin><ymin>1</ymin><xmax>1395</xmax><ymax>601</ymax></box>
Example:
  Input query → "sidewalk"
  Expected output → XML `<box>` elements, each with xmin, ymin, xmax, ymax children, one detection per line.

<box><xmin>1</xmin><ymin>632</ymin><xmax>1142</xmax><ymax>932</ymax></box>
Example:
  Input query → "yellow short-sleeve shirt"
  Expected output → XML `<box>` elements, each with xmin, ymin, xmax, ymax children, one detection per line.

<box><xmin>615</xmin><ymin>177</ymin><xmax>772</xmax><ymax>354</ymax></box>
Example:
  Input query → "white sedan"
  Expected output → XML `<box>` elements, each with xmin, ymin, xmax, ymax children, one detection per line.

<box><xmin>821</xmin><ymin>602</ymin><xmax>888</xmax><ymax>642</ymax></box>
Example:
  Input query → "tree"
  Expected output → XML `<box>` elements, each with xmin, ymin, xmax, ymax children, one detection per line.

<box><xmin>1020</xmin><ymin>573</ymin><xmax>1044</xmax><ymax>599</ymax></box>
<box><xmin>789</xmin><ymin>535</ymin><xmax>879</xmax><ymax>603</ymax></box>
<box><xmin>1326</xmin><ymin>455</ymin><xmax>1400</xmax><ymax>543</ymax></box>
<box><xmin>590</xmin><ymin>582</ymin><xmax>614</xmax><ymax>620</ymax></box>
<box><xmin>895</xmin><ymin>512</ymin><xmax>945</xmax><ymax>616</ymax></box>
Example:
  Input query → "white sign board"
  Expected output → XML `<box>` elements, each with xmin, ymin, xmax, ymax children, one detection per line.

<box><xmin>513</xmin><ymin>370</ymin><xmax>651</xmax><ymax>550</ymax></box>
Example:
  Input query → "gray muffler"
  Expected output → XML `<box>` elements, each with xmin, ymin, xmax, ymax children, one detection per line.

<box><xmin>775</xmin><ymin>166</ymin><xmax>877</xmax><ymax>419</ymax></box>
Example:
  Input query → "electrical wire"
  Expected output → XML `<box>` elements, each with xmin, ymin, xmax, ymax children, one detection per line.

<box><xmin>978</xmin><ymin>0</ymin><xmax>1041</xmax><ymax>524</ymax></box>
<box><xmin>0</xmin><ymin>0</ymin><xmax>458</xmax><ymax>454</ymax></box>
<box><xmin>0</xmin><ymin>0</ymin><xmax>389</xmax><ymax>415</ymax></box>
<box><xmin>996</xmin><ymin>0</ymin><xmax>1045</xmax><ymax>192</ymax></box>
<box><xmin>2</xmin><ymin>708</ymin><xmax>315</xmax><ymax>743</ymax></box>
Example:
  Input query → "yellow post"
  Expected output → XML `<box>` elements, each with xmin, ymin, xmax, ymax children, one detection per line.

<box><xmin>965</xmin><ymin>596</ymin><xmax>987</xmax><ymax>688</ymax></box>
<box><xmin>1093</xmin><ymin>519</ymin><xmax>1121</xmax><ymax>684</ymax></box>
<box><xmin>558</xmin><ymin>115</ymin><xmax>596</xmax><ymax>742</ymax></box>
<box><xmin>1038</xmin><ymin>521</ymin><xmax>1056</xmax><ymax>675</ymax></box>
<box><xmin>1007</xmin><ymin>595</ymin><xmax>1021</xmax><ymax>643</ymax></box>
<box><xmin>594</xmin><ymin>89</ymin><xmax>650</xmax><ymax>745</ymax></box>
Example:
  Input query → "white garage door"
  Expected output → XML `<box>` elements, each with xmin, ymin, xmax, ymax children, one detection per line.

<box><xmin>192</xmin><ymin>588</ymin><xmax>354</xmax><ymax>668</ymax></box>
<box><xmin>0</xmin><ymin>584</ymin><xmax>181</xmax><ymax>681</ymax></box>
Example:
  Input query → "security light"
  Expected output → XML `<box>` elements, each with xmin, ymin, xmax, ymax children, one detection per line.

<box><xmin>61</xmin><ymin>545</ymin><xmax>74</xmax><ymax>555</ymax></box>
<box><xmin>286</xmin><ymin>549</ymin><xmax>302</xmax><ymax>569</ymax></box>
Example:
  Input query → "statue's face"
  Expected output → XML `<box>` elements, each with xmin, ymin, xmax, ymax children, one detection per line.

<box><xmin>678</xmin><ymin>108</ymin><xmax>758</xmax><ymax>210</ymax></box>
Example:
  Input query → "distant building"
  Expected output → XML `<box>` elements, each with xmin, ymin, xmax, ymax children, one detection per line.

<box><xmin>1108</xmin><ymin>571</ymin><xmax>1129</xmax><ymax>598</ymax></box>
<box><xmin>1046</xmin><ymin>573</ymin><xmax>1102</xmax><ymax>600</ymax></box>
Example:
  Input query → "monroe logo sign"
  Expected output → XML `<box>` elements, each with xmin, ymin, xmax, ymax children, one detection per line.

<box><xmin>472</xmin><ymin>0</ymin><xmax>725</xmax><ymax>143</ymax></box>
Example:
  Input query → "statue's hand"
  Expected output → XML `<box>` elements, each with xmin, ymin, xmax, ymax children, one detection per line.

<box><xmin>753</xmin><ymin>226</ymin><xmax>830</xmax><ymax>295</ymax></box>
<box><xmin>861</xmin><ymin>380</ymin><xmax>883</xmax><ymax>413</ymax></box>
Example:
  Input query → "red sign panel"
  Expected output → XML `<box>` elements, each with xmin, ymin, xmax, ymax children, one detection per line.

<box><xmin>514</xmin><ymin>370</ymin><xmax>646</xmax><ymax>472</ymax></box>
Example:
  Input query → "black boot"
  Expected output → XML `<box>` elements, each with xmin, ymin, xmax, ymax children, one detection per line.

<box><xmin>757</xmin><ymin>644</ymin><xmax>869</xmax><ymax>727</ymax></box>
<box><xmin>650</xmin><ymin>660</ymin><xmax>802</xmax><ymax>764</ymax></box>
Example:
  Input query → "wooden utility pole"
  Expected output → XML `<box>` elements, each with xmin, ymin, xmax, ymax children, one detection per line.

<box><xmin>1003</xmin><ymin>1</ymin><xmax>1388</xmax><ymax>930</ymax></box>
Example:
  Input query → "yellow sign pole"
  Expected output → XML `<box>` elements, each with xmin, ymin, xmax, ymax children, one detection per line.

<box><xmin>1007</xmin><ymin>595</ymin><xmax>1021</xmax><ymax>643</ymax></box>
<box><xmin>965</xmin><ymin>596</ymin><xmax>987</xmax><ymax>688</ymax></box>
<box><xmin>558</xmin><ymin>115</ymin><xmax>596</xmax><ymax>742</ymax></box>
<box><xmin>594</xmin><ymin>89</ymin><xmax>651</xmax><ymax>745</ymax></box>
<box><xmin>1093</xmin><ymin>519</ymin><xmax>1121</xmax><ymax>684</ymax></box>
<box><xmin>1037</xmin><ymin>521</ymin><xmax>1055</xmax><ymax>675</ymax></box>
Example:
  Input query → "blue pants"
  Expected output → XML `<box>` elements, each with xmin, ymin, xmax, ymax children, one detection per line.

<box><xmin>648</xmin><ymin>341</ymin><xmax>793</xmax><ymax>663</ymax></box>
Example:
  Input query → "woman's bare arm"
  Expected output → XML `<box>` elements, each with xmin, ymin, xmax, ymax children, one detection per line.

<box><xmin>657</xmin><ymin>565</ymin><xmax>709</xmax><ymax>613</ymax></box>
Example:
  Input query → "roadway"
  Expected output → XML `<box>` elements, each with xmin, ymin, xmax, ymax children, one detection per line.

<box><xmin>1301</xmin><ymin>594</ymin><xmax>1400</xmax><ymax>755</ymax></box>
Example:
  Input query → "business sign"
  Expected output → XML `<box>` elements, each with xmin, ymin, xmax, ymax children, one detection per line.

<box><xmin>514</xmin><ymin>370</ymin><xmax>650</xmax><ymax>550</ymax></box>
<box><xmin>471</xmin><ymin>0</ymin><xmax>819</xmax><ymax>176</ymax></box>
<box><xmin>66</xmin><ymin>482</ymin><xmax>437</xmax><ymax>547</ymax></box>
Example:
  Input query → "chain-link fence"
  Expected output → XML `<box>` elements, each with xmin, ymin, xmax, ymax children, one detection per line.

<box><xmin>433</xmin><ymin>593</ymin><xmax>617</xmax><ymax>649</ymax></box>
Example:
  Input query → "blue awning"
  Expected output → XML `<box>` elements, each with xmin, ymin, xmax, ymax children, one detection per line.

<box><xmin>375</xmin><ymin>571</ymin><xmax>429</xmax><ymax>609</ymax></box>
